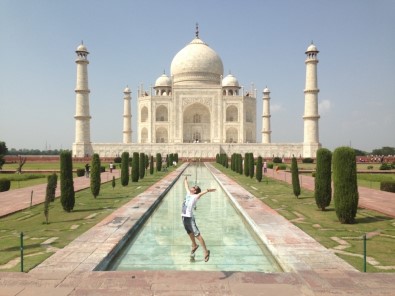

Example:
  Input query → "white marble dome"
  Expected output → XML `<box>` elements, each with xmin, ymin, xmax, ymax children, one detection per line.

<box><xmin>123</xmin><ymin>86</ymin><xmax>131</xmax><ymax>93</ymax></box>
<box><xmin>263</xmin><ymin>87</ymin><xmax>270</xmax><ymax>93</ymax></box>
<box><xmin>170</xmin><ymin>37</ymin><xmax>224</xmax><ymax>85</ymax></box>
<box><xmin>222</xmin><ymin>74</ymin><xmax>239</xmax><ymax>87</ymax></box>
<box><xmin>306</xmin><ymin>43</ymin><xmax>318</xmax><ymax>53</ymax></box>
<box><xmin>155</xmin><ymin>74</ymin><xmax>172</xmax><ymax>87</ymax></box>
<box><xmin>76</xmin><ymin>44</ymin><xmax>88</xmax><ymax>52</ymax></box>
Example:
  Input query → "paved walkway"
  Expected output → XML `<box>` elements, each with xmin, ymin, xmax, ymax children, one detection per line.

<box><xmin>0</xmin><ymin>165</ymin><xmax>395</xmax><ymax>295</ymax></box>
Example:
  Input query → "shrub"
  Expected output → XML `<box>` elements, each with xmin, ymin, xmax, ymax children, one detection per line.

<box><xmin>90</xmin><ymin>154</ymin><xmax>101</xmax><ymax>198</ymax></box>
<box><xmin>132</xmin><ymin>152</ymin><xmax>139</xmax><ymax>182</ymax></box>
<box><xmin>311</xmin><ymin>172</ymin><xmax>316</xmax><ymax>177</ymax></box>
<box><xmin>367</xmin><ymin>165</ymin><xmax>374</xmax><ymax>170</ymax></box>
<box><xmin>156</xmin><ymin>153</ymin><xmax>162</xmax><ymax>172</ymax></box>
<box><xmin>44</xmin><ymin>173</ymin><xmax>57</xmax><ymax>223</ymax></box>
<box><xmin>174</xmin><ymin>153</ymin><xmax>179</xmax><ymax>163</ymax></box>
<box><xmin>121</xmin><ymin>152</ymin><xmax>129</xmax><ymax>186</ymax></box>
<box><xmin>256</xmin><ymin>156</ymin><xmax>263</xmax><ymax>182</ymax></box>
<box><xmin>0</xmin><ymin>179</ymin><xmax>11</xmax><ymax>192</ymax></box>
<box><xmin>379</xmin><ymin>163</ymin><xmax>391</xmax><ymax>170</ymax></box>
<box><xmin>150</xmin><ymin>155</ymin><xmax>154</xmax><ymax>175</ymax></box>
<box><xmin>60</xmin><ymin>151</ymin><xmax>75</xmax><ymax>212</ymax></box>
<box><xmin>314</xmin><ymin>148</ymin><xmax>332</xmax><ymax>211</ymax></box>
<box><xmin>273</xmin><ymin>157</ymin><xmax>282</xmax><ymax>163</ymax></box>
<box><xmin>114</xmin><ymin>156</ymin><xmax>122</xmax><ymax>163</ymax></box>
<box><xmin>112</xmin><ymin>176</ymin><xmax>116</xmax><ymax>190</ymax></box>
<box><xmin>244</xmin><ymin>153</ymin><xmax>250</xmax><ymax>177</ymax></box>
<box><xmin>139</xmin><ymin>152</ymin><xmax>145</xmax><ymax>179</ymax></box>
<box><xmin>267</xmin><ymin>163</ymin><xmax>274</xmax><ymax>169</ymax></box>
<box><xmin>333</xmin><ymin>147</ymin><xmax>359</xmax><ymax>224</ymax></box>
<box><xmin>380</xmin><ymin>181</ymin><xmax>395</xmax><ymax>193</ymax></box>
<box><xmin>76</xmin><ymin>168</ymin><xmax>85</xmax><ymax>177</ymax></box>
<box><xmin>302</xmin><ymin>157</ymin><xmax>314</xmax><ymax>163</ymax></box>
<box><xmin>291</xmin><ymin>157</ymin><xmax>301</xmax><ymax>198</ymax></box>
<box><xmin>100</xmin><ymin>166</ymin><xmax>106</xmax><ymax>172</ymax></box>
<box><xmin>249</xmin><ymin>153</ymin><xmax>254</xmax><ymax>179</ymax></box>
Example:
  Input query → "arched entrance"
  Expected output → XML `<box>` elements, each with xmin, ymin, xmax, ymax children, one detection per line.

<box><xmin>183</xmin><ymin>103</ymin><xmax>211</xmax><ymax>143</ymax></box>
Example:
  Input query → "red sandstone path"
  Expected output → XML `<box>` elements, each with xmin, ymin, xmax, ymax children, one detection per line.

<box><xmin>266</xmin><ymin>168</ymin><xmax>395</xmax><ymax>218</ymax></box>
<box><xmin>0</xmin><ymin>170</ymin><xmax>120</xmax><ymax>218</ymax></box>
<box><xmin>0</xmin><ymin>168</ymin><xmax>394</xmax><ymax>218</ymax></box>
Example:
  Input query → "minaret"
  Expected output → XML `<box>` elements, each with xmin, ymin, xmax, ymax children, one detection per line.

<box><xmin>73</xmin><ymin>43</ymin><xmax>92</xmax><ymax>157</ymax></box>
<box><xmin>123</xmin><ymin>86</ymin><xmax>132</xmax><ymax>143</ymax></box>
<box><xmin>303</xmin><ymin>42</ymin><xmax>321</xmax><ymax>157</ymax></box>
<box><xmin>261</xmin><ymin>87</ymin><xmax>271</xmax><ymax>143</ymax></box>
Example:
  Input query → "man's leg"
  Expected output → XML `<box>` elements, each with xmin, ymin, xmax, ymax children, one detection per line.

<box><xmin>196</xmin><ymin>234</ymin><xmax>209</xmax><ymax>258</ymax></box>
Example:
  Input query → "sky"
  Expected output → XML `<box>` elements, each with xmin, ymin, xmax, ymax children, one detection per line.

<box><xmin>0</xmin><ymin>0</ymin><xmax>394</xmax><ymax>153</ymax></box>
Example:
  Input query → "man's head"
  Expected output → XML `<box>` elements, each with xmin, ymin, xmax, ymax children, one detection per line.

<box><xmin>191</xmin><ymin>185</ymin><xmax>201</xmax><ymax>194</ymax></box>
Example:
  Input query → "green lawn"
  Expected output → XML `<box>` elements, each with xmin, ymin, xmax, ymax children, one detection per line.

<box><xmin>0</xmin><ymin>168</ymin><xmax>172</xmax><ymax>272</ymax></box>
<box><xmin>213</xmin><ymin>163</ymin><xmax>395</xmax><ymax>273</ymax></box>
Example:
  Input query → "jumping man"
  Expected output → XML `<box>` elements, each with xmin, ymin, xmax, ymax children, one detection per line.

<box><xmin>181</xmin><ymin>176</ymin><xmax>216</xmax><ymax>262</ymax></box>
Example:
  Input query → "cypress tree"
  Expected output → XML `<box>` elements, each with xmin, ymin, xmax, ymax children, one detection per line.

<box><xmin>333</xmin><ymin>147</ymin><xmax>359</xmax><ymax>224</ymax></box>
<box><xmin>121</xmin><ymin>152</ymin><xmax>129</xmax><ymax>186</ymax></box>
<box><xmin>90</xmin><ymin>153</ymin><xmax>101</xmax><ymax>198</ymax></box>
<box><xmin>249</xmin><ymin>153</ymin><xmax>254</xmax><ymax>178</ymax></box>
<box><xmin>112</xmin><ymin>176</ymin><xmax>116</xmax><ymax>190</ymax></box>
<box><xmin>150</xmin><ymin>155</ymin><xmax>154</xmax><ymax>175</ymax></box>
<box><xmin>156</xmin><ymin>153</ymin><xmax>162</xmax><ymax>171</ymax></box>
<box><xmin>244</xmin><ymin>153</ymin><xmax>250</xmax><ymax>177</ymax></box>
<box><xmin>314</xmin><ymin>148</ymin><xmax>332</xmax><ymax>211</ymax></box>
<box><xmin>174</xmin><ymin>153</ymin><xmax>178</xmax><ymax>163</ymax></box>
<box><xmin>145</xmin><ymin>154</ymin><xmax>149</xmax><ymax>170</ymax></box>
<box><xmin>256</xmin><ymin>156</ymin><xmax>263</xmax><ymax>182</ymax></box>
<box><xmin>238</xmin><ymin>154</ymin><xmax>243</xmax><ymax>175</ymax></box>
<box><xmin>291</xmin><ymin>157</ymin><xmax>301</xmax><ymax>198</ymax></box>
<box><xmin>132</xmin><ymin>152</ymin><xmax>139</xmax><ymax>182</ymax></box>
<box><xmin>44</xmin><ymin>173</ymin><xmax>57</xmax><ymax>224</ymax></box>
<box><xmin>60</xmin><ymin>151</ymin><xmax>75</xmax><ymax>212</ymax></box>
<box><xmin>139</xmin><ymin>152</ymin><xmax>145</xmax><ymax>179</ymax></box>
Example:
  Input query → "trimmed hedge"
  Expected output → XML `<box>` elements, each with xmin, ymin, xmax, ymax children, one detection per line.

<box><xmin>333</xmin><ymin>147</ymin><xmax>359</xmax><ymax>224</ymax></box>
<box><xmin>121</xmin><ymin>152</ymin><xmax>129</xmax><ymax>186</ymax></box>
<box><xmin>380</xmin><ymin>181</ymin><xmax>395</xmax><ymax>193</ymax></box>
<box><xmin>76</xmin><ymin>168</ymin><xmax>85</xmax><ymax>177</ymax></box>
<box><xmin>0</xmin><ymin>179</ymin><xmax>11</xmax><ymax>192</ymax></box>
<box><xmin>314</xmin><ymin>148</ymin><xmax>332</xmax><ymax>211</ymax></box>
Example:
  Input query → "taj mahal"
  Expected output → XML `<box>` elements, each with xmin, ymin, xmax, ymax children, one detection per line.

<box><xmin>72</xmin><ymin>27</ymin><xmax>321</xmax><ymax>159</ymax></box>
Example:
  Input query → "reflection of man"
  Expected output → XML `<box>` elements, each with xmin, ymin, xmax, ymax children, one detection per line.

<box><xmin>182</xmin><ymin>176</ymin><xmax>216</xmax><ymax>262</ymax></box>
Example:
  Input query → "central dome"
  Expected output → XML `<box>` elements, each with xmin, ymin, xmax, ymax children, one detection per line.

<box><xmin>170</xmin><ymin>37</ymin><xmax>224</xmax><ymax>85</ymax></box>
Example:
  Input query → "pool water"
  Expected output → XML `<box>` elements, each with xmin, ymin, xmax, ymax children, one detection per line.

<box><xmin>106</xmin><ymin>164</ymin><xmax>282</xmax><ymax>272</ymax></box>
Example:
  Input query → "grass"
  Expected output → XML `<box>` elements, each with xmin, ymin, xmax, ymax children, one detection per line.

<box><xmin>213</xmin><ymin>163</ymin><xmax>395</xmax><ymax>273</ymax></box>
<box><xmin>0</xmin><ymin>168</ymin><xmax>173</xmax><ymax>272</ymax></box>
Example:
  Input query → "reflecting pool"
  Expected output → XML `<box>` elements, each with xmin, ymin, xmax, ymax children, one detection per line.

<box><xmin>106</xmin><ymin>164</ymin><xmax>282</xmax><ymax>272</ymax></box>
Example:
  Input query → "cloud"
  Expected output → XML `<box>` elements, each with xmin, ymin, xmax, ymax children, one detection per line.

<box><xmin>319</xmin><ymin>100</ymin><xmax>331</xmax><ymax>114</ymax></box>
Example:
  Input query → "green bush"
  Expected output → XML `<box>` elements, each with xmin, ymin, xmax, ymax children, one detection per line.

<box><xmin>150</xmin><ymin>155</ymin><xmax>154</xmax><ymax>175</ymax></box>
<box><xmin>267</xmin><ymin>163</ymin><xmax>274</xmax><ymax>169</ymax></box>
<box><xmin>291</xmin><ymin>157</ymin><xmax>301</xmax><ymax>198</ymax></box>
<box><xmin>114</xmin><ymin>156</ymin><xmax>122</xmax><ymax>163</ymax></box>
<box><xmin>60</xmin><ymin>151</ymin><xmax>75</xmax><ymax>212</ymax></box>
<box><xmin>156</xmin><ymin>153</ymin><xmax>162</xmax><ymax>172</ymax></box>
<box><xmin>121</xmin><ymin>152</ymin><xmax>129</xmax><ymax>186</ymax></box>
<box><xmin>256</xmin><ymin>156</ymin><xmax>263</xmax><ymax>182</ymax></box>
<box><xmin>0</xmin><ymin>179</ymin><xmax>11</xmax><ymax>192</ymax></box>
<box><xmin>249</xmin><ymin>153</ymin><xmax>254</xmax><ymax>179</ymax></box>
<box><xmin>132</xmin><ymin>152</ymin><xmax>139</xmax><ymax>182</ymax></box>
<box><xmin>333</xmin><ymin>147</ymin><xmax>359</xmax><ymax>224</ymax></box>
<box><xmin>273</xmin><ymin>157</ymin><xmax>282</xmax><ymax>163</ymax></box>
<box><xmin>367</xmin><ymin>165</ymin><xmax>374</xmax><ymax>170</ymax></box>
<box><xmin>90</xmin><ymin>154</ymin><xmax>101</xmax><ymax>198</ymax></box>
<box><xmin>314</xmin><ymin>148</ymin><xmax>332</xmax><ymax>211</ymax></box>
<box><xmin>379</xmin><ymin>163</ymin><xmax>392</xmax><ymax>170</ymax></box>
<box><xmin>139</xmin><ymin>152</ymin><xmax>145</xmax><ymax>179</ymax></box>
<box><xmin>100</xmin><ymin>166</ymin><xmax>105</xmax><ymax>172</ymax></box>
<box><xmin>380</xmin><ymin>181</ymin><xmax>395</xmax><ymax>193</ymax></box>
<box><xmin>302</xmin><ymin>157</ymin><xmax>314</xmax><ymax>163</ymax></box>
<box><xmin>76</xmin><ymin>168</ymin><xmax>85</xmax><ymax>177</ymax></box>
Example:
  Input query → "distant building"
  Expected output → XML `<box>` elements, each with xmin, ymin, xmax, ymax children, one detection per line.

<box><xmin>72</xmin><ymin>29</ymin><xmax>321</xmax><ymax>159</ymax></box>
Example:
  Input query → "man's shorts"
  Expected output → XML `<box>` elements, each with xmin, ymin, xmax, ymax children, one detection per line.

<box><xmin>182</xmin><ymin>216</ymin><xmax>200</xmax><ymax>237</ymax></box>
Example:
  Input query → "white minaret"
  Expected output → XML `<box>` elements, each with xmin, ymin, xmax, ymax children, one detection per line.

<box><xmin>303</xmin><ymin>43</ymin><xmax>321</xmax><ymax>157</ymax></box>
<box><xmin>123</xmin><ymin>86</ymin><xmax>132</xmax><ymax>143</ymax></box>
<box><xmin>261</xmin><ymin>87</ymin><xmax>271</xmax><ymax>143</ymax></box>
<box><xmin>72</xmin><ymin>43</ymin><xmax>92</xmax><ymax>157</ymax></box>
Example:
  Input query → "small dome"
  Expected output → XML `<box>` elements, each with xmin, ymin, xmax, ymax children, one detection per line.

<box><xmin>263</xmin><ymin>87</ymin><xmax>270</xmax><ymax>93</ymax></box>
<box><xmin>222</xmin><ymin>74</ymin><xmax>240</xmax><ymax>87</ymax></box>
<box><xmin>170</xmin><ymin>37</ymin><xmax>224</xmax><ymax>85</ymax></box>
<box><xmin>123</xmin><ymin>86</ymin><xmax>131</xmax><ymax>93</ymax></box>
<box><xmin>155</xmin><ymin>74</ymin><xmax>172</xmax><ymax>87</ymax></box>
<box><xmin>306</xmin><ymin>43</ymin><xmax>319</xmax><ymax>53</ymax></box>
<box><xmin>76</xmin><ymin>44</ymin><xmax>88</xmax><ymax>53</ymax></box>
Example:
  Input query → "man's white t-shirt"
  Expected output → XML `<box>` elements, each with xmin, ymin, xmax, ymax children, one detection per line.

<box><xmin>181</xmin><ymin>193</ymin><xmax>198</xmax><ymax>218</ymax></box>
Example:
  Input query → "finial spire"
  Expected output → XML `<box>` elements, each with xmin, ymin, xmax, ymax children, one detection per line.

<box><xmin>195</xmin><ymin>23</ymin><xmax>199</xmax><ymax>38</ymax></box>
